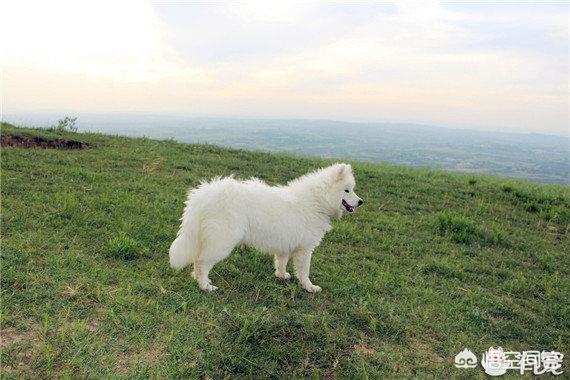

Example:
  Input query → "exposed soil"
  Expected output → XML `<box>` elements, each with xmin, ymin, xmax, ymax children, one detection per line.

<box><xmin>1</xmin><ymin>319</ymin><xmax>40</xmax><ymax>374</ymax></box>
<box><xmin>1</xmin><ymin>135</ymin><xmax>90</xmax><ymax>149</ymax></box>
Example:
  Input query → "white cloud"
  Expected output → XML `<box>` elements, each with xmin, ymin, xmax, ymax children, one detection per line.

<box><xmin>226</xmin><ymin>0</ymin><xmax>313</xmax><ymax>23</ymax></box>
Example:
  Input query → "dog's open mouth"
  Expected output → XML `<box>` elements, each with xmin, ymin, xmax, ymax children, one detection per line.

<box><xmin>342</xmin><ymin>199</ymin><xmax>356</xmax><ymax>213</ymax></box>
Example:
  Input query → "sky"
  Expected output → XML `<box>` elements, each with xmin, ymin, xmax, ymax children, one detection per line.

<box><xmin>1</xmin><ymin>0</ymin><xmax>568</xmax><ymax>135</ymax></box>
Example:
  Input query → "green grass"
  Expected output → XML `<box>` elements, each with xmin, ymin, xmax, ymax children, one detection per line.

<box><xmin>1</xmin><ymin>122</ymin><xmax>569</xmax><ymax>378</ymax></box>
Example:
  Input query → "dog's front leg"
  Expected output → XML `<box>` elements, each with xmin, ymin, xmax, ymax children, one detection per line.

<box><xmin>293</xmin><ymin>249</ymin><xmax>321</xmax><ymax>293</ymax></box>
<box><xmin>274</xmin><ymin>254</ymin><xmax>291</xmax><ymax>280</ymax></box>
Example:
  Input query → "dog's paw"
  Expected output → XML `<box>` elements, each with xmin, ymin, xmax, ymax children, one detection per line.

<box><xmin>274</xmin><ymin>270</ymin><xmax>291</xmax><ymax>280</ymax></box>
<box><xmin>303</xmin><ymin>284</ymin><xmax>322</xmax><ymax>293</ymax></box>
<box><xmin>199</xmin><ymin>283</ymin><xmax>218</xmax><ymax>292</ymax></box>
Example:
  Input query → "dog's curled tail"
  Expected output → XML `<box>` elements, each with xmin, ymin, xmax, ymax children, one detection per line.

<box><xmin>169</xmin><ymin>205</ymin><xmax>200</xmax><ymax>271</ymax></box>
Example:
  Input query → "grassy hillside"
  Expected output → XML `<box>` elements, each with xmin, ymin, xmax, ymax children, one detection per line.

<box><xmin>1</xmin><ymin>122</ymin><xmax>569</xmax><ymax>378</ymax></box>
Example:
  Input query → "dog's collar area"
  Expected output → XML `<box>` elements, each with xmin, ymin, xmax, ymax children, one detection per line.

<box><xmin>342</xmin><ymin>199</ymin><xmax>355</xmax><ymax>213</ymax></box>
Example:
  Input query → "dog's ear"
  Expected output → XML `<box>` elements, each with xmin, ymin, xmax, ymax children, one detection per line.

<box><xmin>336</xmin><ymin>163</ymin><xmax>352</xmax><ymax>181</ymax></box>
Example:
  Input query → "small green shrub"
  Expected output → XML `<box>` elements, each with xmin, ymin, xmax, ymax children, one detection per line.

<box><xmin>436</xmin><ymin>213</ymin><xmax>476</xmax><ymax>244</ymax></box>
<box><xmin>525</xmin><ymin>201</ymin><xmax>539</xmax><ymax>213</ymax></box>
<box><xmin>552</xmin><ymin>208</ymin><xmax>570</xmax><ymax>225</ymax></box>
<box><xmin>107</xmin><ymin>234</ymin><xmax>142</xmax><ymax>260</ymax></box>
<box><xmin>536</xmin><ymin>253</ymin><xmax>556</xmax><ymax>274</ymax></box>
<box><xmin>481</xmin><ymin>225</ymin><xmax>510</xmax><ymax>248</ymax></box>
<box><xmin>468</xmin><ymin>178</ymin><xmax>477</xmax><ymax>185</ymax></box>
<box><xmin>513</xmin><ymin>190</ymin><xmax>531</xmax><ymax>203</ymax></box>
<box><xmin>501</xmin><ymin>184</ymin><xmax>514</xmax><ymax>193</ymax></box>
<box><xmin>51</xmin><ymin>116</ymin><xmax>78</xmax><ymax>133</ymax></box>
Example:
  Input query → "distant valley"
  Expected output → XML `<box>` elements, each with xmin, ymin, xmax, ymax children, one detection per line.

<box><xmin>8</xmin><ymin>115</ymin><xmax>570</xmax><ymax>184</ymax></box>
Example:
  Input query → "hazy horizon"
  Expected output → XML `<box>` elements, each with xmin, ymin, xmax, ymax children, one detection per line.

<box><xmin>4</xmin><ymin>112</ymin><xmax>570</xmax><ymax>138</ymax></box>
<box><xmin>4</xmin><ymin>113</ymin><xmax>567</xmax><ymax>184</ymax></box>
<box><xmin>1</xmin><ymin>1</ymin><xmax>568</xmax><ymax>135</ymax></box>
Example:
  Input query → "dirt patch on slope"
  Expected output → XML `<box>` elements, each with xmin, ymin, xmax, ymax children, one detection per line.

<box><xmin>1</xmin><ymin>320</ymin><xmax>40</xmax><ymax>374</ymax></box>
<box><xmin>1</xmin><ymin>135</ymin><xmax>90</xmax><ymax>149</ymax></box>
<box><xmin>1</xmin><ymin>326</ymin><xmax>38</xmax><ymax>348</ymax></box>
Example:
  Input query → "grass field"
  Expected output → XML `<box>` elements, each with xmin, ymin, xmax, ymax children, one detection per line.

<box><xmin>1</xmin><ymin>122</ymin><xmax>569</xmax><ymax>378</ymax></box>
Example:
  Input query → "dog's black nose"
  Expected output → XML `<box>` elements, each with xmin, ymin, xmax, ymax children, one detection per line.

<box><xmin>358</xmin><ymin>199</ymin><xmax>364</xmax><ymax>206</ymax></box>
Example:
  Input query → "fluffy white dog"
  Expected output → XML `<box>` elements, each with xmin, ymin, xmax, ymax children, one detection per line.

<box><xmin>169</xmin><ymin>163</ymin><xmax>363</xmax><ymax>292</ymax></box>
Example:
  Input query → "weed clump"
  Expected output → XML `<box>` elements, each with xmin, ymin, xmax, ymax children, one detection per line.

<box><xmin>435</xmin><ymin>214</ymin><xmax>511</xmax><ymax>247</ymax></box>
<box><xmin>107</xmin><ymin>234</ymin><xmax>142</xmax><ymax>260</ymax></box>
<box><xmin>435</xmin><ymin>213</ymin><xmax>476</xmax><ymax>244</ymax></box>
<box><xmin>502</xmin><ymin>186</ymin><xmax>569</xmax><ymax>231</ymax></box>
<box><xmin>480</xmin><ymin>225</ymin><xmax>511</xmax><ymax>248</ymax></box>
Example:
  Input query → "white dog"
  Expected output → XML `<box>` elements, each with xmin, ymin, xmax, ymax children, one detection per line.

<box><xmin>169</xmin><ymin>163</ymin><xmax>363</xmax><ymax>292</ymax></box>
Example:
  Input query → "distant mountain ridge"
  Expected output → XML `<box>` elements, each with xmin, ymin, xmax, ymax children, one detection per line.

<box><xmin>6</xmin><ymin>114</ymin><xmax>569</xmax><ymax>183</ymax></box>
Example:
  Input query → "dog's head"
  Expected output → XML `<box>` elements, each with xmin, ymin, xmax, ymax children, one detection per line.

<box><xmin>326</xmin><ymin>163</ymin><xmax>364</xmax><ymax>216</ymax></box>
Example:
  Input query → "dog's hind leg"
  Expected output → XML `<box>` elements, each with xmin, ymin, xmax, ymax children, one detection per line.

<box><xmin>274</xmin><ymin>254</ymin><xmax>291</xmax><ymax>280</ymax></box>
<box><xmin>194</xmin><ymin>259</ymin><xmax>218</xmax><ymax>292</ymax></box>
<box><xmin>194</xmin><ymin>238</ymin><xmax>237</xmax><ymax>292</ymax></box>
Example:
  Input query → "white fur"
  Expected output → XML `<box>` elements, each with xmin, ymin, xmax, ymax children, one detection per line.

<box><xmin>169</xmin><ymin>163</ymin><xmax>362</xmax><ymax>292</ymax></box>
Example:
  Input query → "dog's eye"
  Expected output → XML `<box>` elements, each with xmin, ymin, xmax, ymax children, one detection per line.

<box><xmin>345</xmin><ymin>189</ymin><xmax>349</xmax><ymax>193</ymax></box>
